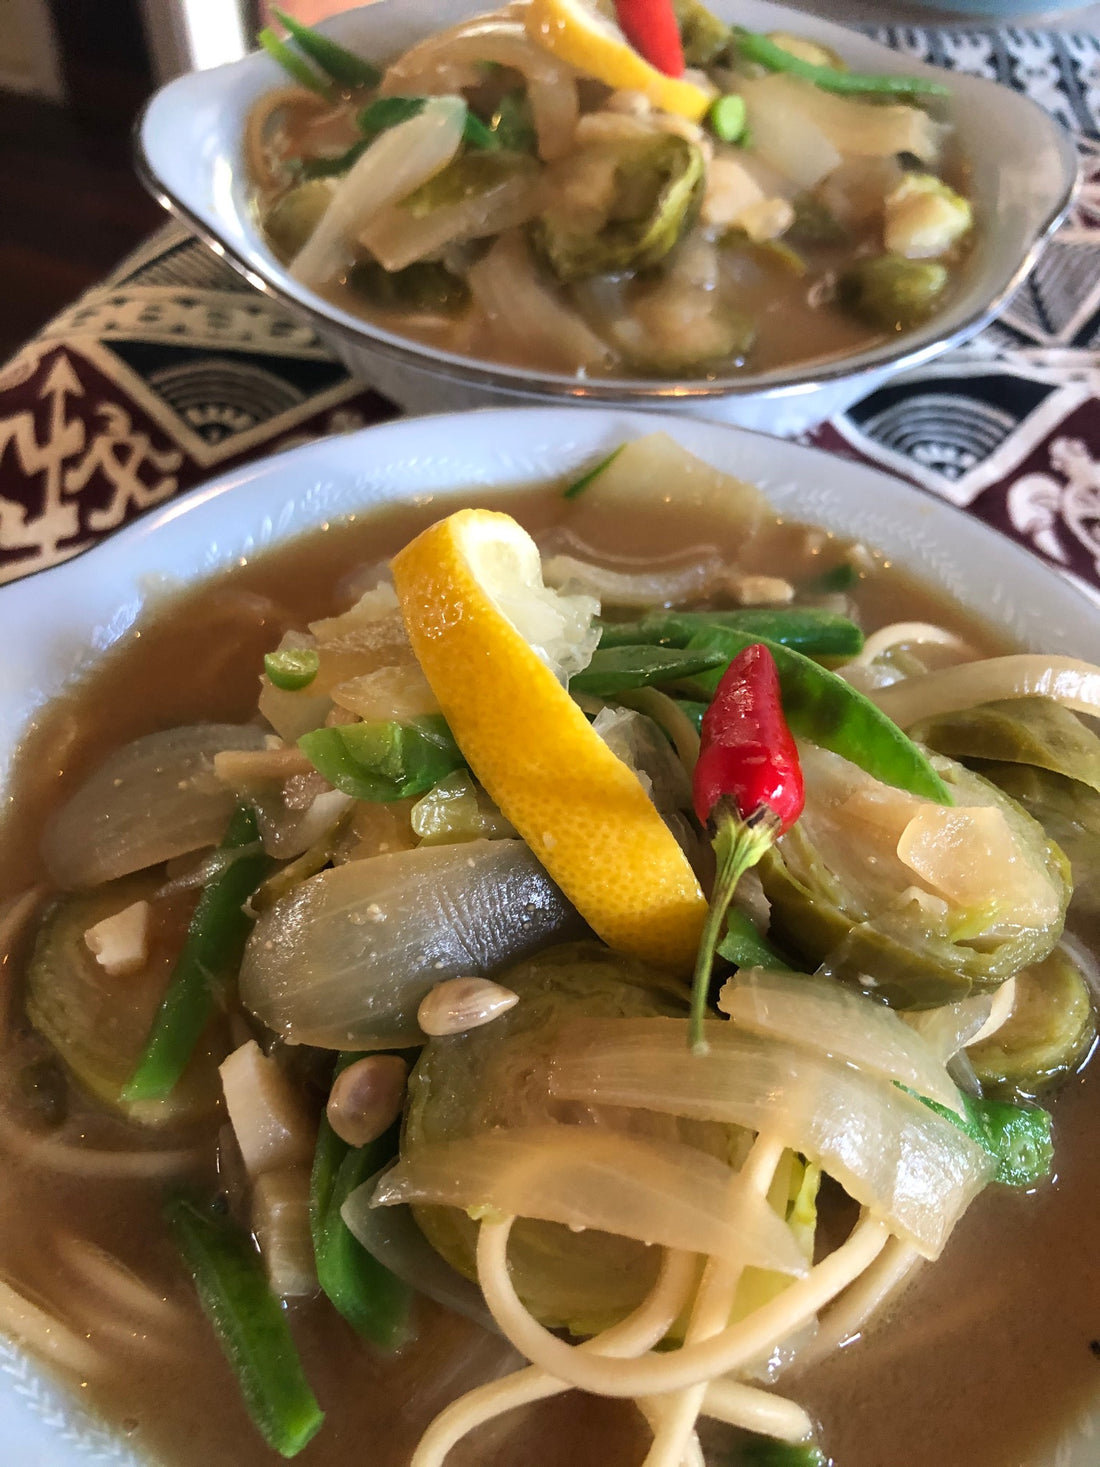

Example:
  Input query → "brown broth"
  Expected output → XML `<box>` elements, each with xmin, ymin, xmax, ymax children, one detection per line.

<box><xmin>0</xmin><ymin>486</ymin><xmax>1095</xmax><ymax>1467</ymax></box>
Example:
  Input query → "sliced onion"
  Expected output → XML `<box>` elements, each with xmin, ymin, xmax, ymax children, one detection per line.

<box><xmin>467</xmin><ymin>232</ymin><xmax>614</xmax><ymax>374</ymax></box>
<box><xmin>543</xmin><ymin>554</ymin><xmax>727</xmax><ymax>609</ymax></box>
<box><xmin>741</xmin><ymin>76</ymin><xmax>944</xmax><ymax>171</ymax></box>
<box><xmin>239</xmin><ymin>838</ymin><xmax>583</xmax><ymax>1049</ymax></box>
<box><xmin>872</xmin><ymin>655</ymin><xmax>1100</xmax><ymax>728</ymax></box>
<box><xmin>548</xmin><ymin>1019</ymin><xmax>992</xmax><ymax>1259</ymax></box>
<box><xmin>41</xmin><ymin>724</ymin><xmax>269</xmax><ymax>889</ymax></box>
<box><xmin>291</xmin><ymin>97</ymin><xmax>466</xmax><ymax>289</ymax></box>
<box><xmin>372</xmin><ymin>1123</ymin><xmax>808</xmax><ymax>1277</ymax></box>
<box><xmin>718</xmin><ymin>970</ymin><xmax>964</xmax><ymax>1115</ymax></box>
<box><xmin>901</xmin><ymin>995</ymin><xmax>993</xmax><ymax>1064</ymax></box>
<box><xmin>360</xmin><ymin>164</ymin><xmax>543</xmax><ymax>272</ymax></box>
<box><xmin>849</xmin><ymin>622</ymin><xmax>978</xmax><ymax>669</ymax></box>
<box><xmin>342</xmin><ymin>1167</ymin><xmax>497</xmax><ymax>1332</ymax></box>
<box><xmin>382</xmin><ymin>19</ymin><xmax>578</xmax><ymax>160</ymax></box>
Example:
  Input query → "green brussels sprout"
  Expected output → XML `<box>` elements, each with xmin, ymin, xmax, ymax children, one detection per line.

<box><xmin>674</xmin><ymin>0</ymin><xmax>733</xmax><ymax>65</ymax></box>
<box><xmin>786</xmin><ymin>193</ymin><xmax>849</xmax><ymax>245</ymax></box>
<box><xmin>758</xmin><ymin>745</ymin><xmax>1071</xmax><ymax>1009</ymax></box>
<box><xmin>346</xmin><ymin>258</ymin><xmax>470</xmax><ymax>315</ymax></box>
<box><xmin>403</xmin><ymin>943</ymin><xmax>741</xmax><ymax>1334</ymax></box>
<box><xmin>25</xmin><ymin>876</ymin><xmax>223</xmax><ymax>1126</ymax></box>
<box><xmin>837</xmin><ymin>253</ymin><xmax>948</xmax><ymax>332</ymax></box>
<box><xmin>401</xmin><ymin>150</ymin><xmax>538</xmax><ymax>217</ymax></box>
<box><xmin>911</xmin><ymin>697</ymin><xmax>1100</xmax><ymax>798</ymax></box>
<box><xmin>262</xmin><ymin>179</ymin><xmax>335</xmax><ymax>261</ymax></box>
<box><xmin>968</xmin><ymin>949</ymin><xmax>1095</xmax><ymax>1101</ymax></box>
<box><xmin>533</xmin><ymin>134</ymin><xmax>705</xmax><ymax>283</ymax></box>
<box><xmin>969</xmin><ymin>760</ymin><xmax>1100</xmax><ymax>948</ymax></box>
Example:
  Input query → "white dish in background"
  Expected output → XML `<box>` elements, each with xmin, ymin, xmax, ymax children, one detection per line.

<box><xmin>135</xmin><ymin>0</ymin><xmax>1078</xmax><ymax>434</ymax></box>
<box><xmin>1</xmin><ymin>406</ymin><xmax>1099</xmax><ymax>1462</ymax></box>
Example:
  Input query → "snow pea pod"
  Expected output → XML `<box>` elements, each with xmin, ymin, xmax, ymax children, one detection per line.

<box><xmin>598</xmin><ymin>607</ymin><xmax>864</xmax><ymax>658</ymax></box>
<box><xmin>571</xmin><ymin>644</ymin><xmax>726</xmax><ymax>697</ymax></box>
<box><xmin>681</xmin><ymin>627</ymin><xmax>951</xmax><ymax>804</ymax></box>
<box><xmin>917</xmin><ymin>1092</ymin><xmax>1053</xmax><ymax>1188</ymax></box>
<box><xmin>167</xmin><ymin>1194</ymin><xmax>324</xmax><ymax>1458</ymax></box>
<box><xmin>718</xmin><ymin>909</ymin><xmax>795</xmax><ymax>972</ymax></box>
<box><xmin>299</xmin><ymin>715</ymin><xmax>463</xmax><ymax>801</ymax></box>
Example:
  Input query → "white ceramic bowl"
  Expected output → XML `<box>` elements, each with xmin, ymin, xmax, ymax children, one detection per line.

<box><xmin>1</xmin><ymin>407</ymin><xmax>1099</xmax><ymax>1463</ymax></box>
<box><xmin>135</xmin><ymin>0</ymin><xmax>1078</xmax><ymax>435</ymax></box>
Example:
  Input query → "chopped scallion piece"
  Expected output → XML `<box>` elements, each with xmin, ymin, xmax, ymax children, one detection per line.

<box><xmin>733</xmin><ymin>27</ymin><xmax>948</xmax><ymax>97</ymax></box>
<box><xmin>264</xmin><ymin>647</ymin><xmax>320</xmax><ymax>691</ymax></box>
<box><xmin>709</xmin><ymin>93</ymin><xmax>747</xmax><ymax>142</ymax></box>
<box><xmin>258</xmin><ymin>27</ymin><xmax>330</xmax><ymax>96</ymax></box>
<box><xmin>271</xmin><ymin>8</ymin><xmax>380</xmax><ymax>89</ymax></box>
<box><xmin>299</xmin><ymin>716</ymin><xmax>464</xmax><ymax>802</ymax></box>
<box><xmin>562</xmin><ymin>444</ymin><xmax>626</xmax><ymax>500</ymax></box>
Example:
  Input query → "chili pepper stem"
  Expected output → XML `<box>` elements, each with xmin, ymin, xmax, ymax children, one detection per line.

<box><xmin>689</xmin><ymin>800</ymin><xmax>780</xmax><ymax>1054</ymax></box>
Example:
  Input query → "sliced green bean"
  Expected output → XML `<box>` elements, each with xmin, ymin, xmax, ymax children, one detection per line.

<box><xmin>311</xmin><ymin>1096</ymin><xmax>411</xmax><ymax>1348</ymax></box>
<box><xmin>734</xmin><ymin>27</ymin><xmax>948</xmax><ymax>96</ymax></box>
<box><xmin>258</xmin><ymin>28</ymin><xmax>330</xmax><ymax>95</ymax></box>
<box><xmin>563</xmin><ymin>444</ymin><xmax>626</xmax><ymax>500</ymax></box>
<box><xmin>681</xmin><ymin>627</ymin><xmax>951</xmax><ymax>804</ymax></box>
<box><xmin>264</xmin><ymin>647</ymin><xmax>319</xmax><ymax>691</ymax></box>
<box><xmin>299</xmin><ymin>716</ymin><xmax>463</xmax><ymax>801</ymax></box>
<box><xmin>599</xmin><ymin>608</ymin><xmax>864</xmax><ymax>658</ymax></box>
<box><xmin>571</xmin><ymin>644</ymin><xmax>726</xmax><ymax>697</ymax></box>
<box><xmin>718</xmin><ymin>910</ymin><xmax>795</xmax><ymax>972</ymax></box>
<box><xmin>167</xmin><ymin>1194</ymin><xmax>324</xmax><ymax>1458</ymax></box>
<box><xmin>271</xmin><ymin>9</ymin><xmax>380</xmax><ymax>89</ymax></box>
<box><xmin>739</xmin><ymin>1437</ymin><xmax>829</xmax><ymax>1467</ymax></box>
<box><xmin>919</xmin><ymin>1092</ymin><xmax>1053</xmax><ymax>1188</ymax></box>
<box><xmin>122</xmin><ymin>807</ymin><xmax>271</xmax><ymax>1103</ymax></box>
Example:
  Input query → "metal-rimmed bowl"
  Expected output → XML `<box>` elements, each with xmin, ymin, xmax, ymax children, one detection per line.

<box><xmin>135</xmin><ymin>0</ymin><xmax>1079</xmax><ymax>433</ymax></box>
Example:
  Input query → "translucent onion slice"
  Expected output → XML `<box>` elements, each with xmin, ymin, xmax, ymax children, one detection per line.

<box><xmin>549</xmin><ymin>1019</ymin><xmax>992</xmax><ymax>1258</ymax></box>
<box><xmin>381</xmin><ymin>19</ymin><xmax>578</xmax><ymax>161</ymax></box>
<box><xmin>239</xmin><ymin>839</ymin><xmax>583</xmax><ymax>1049</ymax></box>
<box><xmin>542</xmin><ymin>554</ymin><xmax>727</xmax><ymax>609</ymax></box>
<box><xmin>361</xmin><ymin>165</ymin><xmax>543</xmax><ymax>273</ymax></box>
<box><xmin>872</xmin><ymin>655</ymin><xmax>1100</xmax><ymax>729</ymax></box>
<box><xmin>290</xmin><ymin>97</ymin><xmax>466</xmax><ymax>289</ymax></box>
<box><xmin>467</xmin><ymin>232</ymin><xmax>614</xmax><ymax>374</ymax></box>
<box><xmin>41</xmin><ymin>724</ymin><xmax>269</xmax><ymax>889</ymax></box>
<box><xmin>901</xmin><ymin>995</ymin><xmax>993</xmax><ymax>1063</ymax></box>
<box><xmin>372</xmin><ymin>1123</ymin><xmax>809</xmax><ymax>1277</ymax></box>
<box><xmin>718</xmin><ymin>969</ymin><xmax>964</xmax><ymax>1115</ymax></box>
<box><xmin>341</xmin><ymin>1169</ymin><xmax>497</xmax><ymax>1332</ymax></box>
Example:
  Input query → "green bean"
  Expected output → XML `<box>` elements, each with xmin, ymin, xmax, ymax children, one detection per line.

<box><xmin>681</xmin><ymin>627</ymin><xmax>951</xmax><ymax>803</ymax></box>
<box><xmin>598</xmin><ymin>608</ymin><xmax>864</xmax><ymax>658</ymax></box>
<box><xmin>311</xmin><ymin>1097</ymin><xmax>411</xmax><ymax>1347</ymax></box>
<box><xmin>271</xmin><ymin>9</ymin><xmax>380</xmax><ymax>89</ymax></box>
<box><xmin>739</xmin><ymin>1436</ymin><xmax>829</xmax><ymax>1467</ymax></box>
<box><xmin>264</xmin><ymin>647</ymin><xmax>319</xmax><ymax>691</ymax></box>
<box><xmin>167</xmin><ymin>1194</ymin><xmax>324</xmax><ymax>1458</ymax></box>
<box><xmin>718</xmin><ymin>910</ymin><xmax>795</xmax><ymax>972</ymax></box>
<box><xmin>676</xmin><ymin>699</ymin><xmax>709</xmax><ymax>733</ymax></box>
<box><xmin>733</xmin><ymin>27</ymin><xmax>948</xmax><ymax>96</ymax></box>
<box><xmin>571</xmin><ymin>644</ymin><xmax>726</xmax><ymax>697</ymax></box>
<box><xmin>258</xmin><ymin>28</ymin><xmax>330</xmax><ymax>96</ymax></box>
<box><xmin>709</xmin><ymin>94</ymin><xmax>747</xmax><ymax>142</ymax></box>
<box><xmin>563</xmin><ymin>444</ymin><xmax>626</xmax><ymax>500</ymax></box>
<box><xmin>918</xmin><ymin>1092</ymin><xmax>1053</xmax><ymax>1187</ymax></box>
<box><xmin>299</xmin><ymin>716</ymin><xmax>463</xmax><ymax>801</ymax></box>
<box><xmin>122</xmin><ymin>807</ymin><xmax>271</xmax><ymax>1103</ymax></box>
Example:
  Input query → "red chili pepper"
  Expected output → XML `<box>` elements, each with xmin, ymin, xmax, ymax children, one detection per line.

<box><xmin>689</xmin><ymin>644</ymin><xmax>804</xmax><ymax>1052</ymax></box>
<box><xmin>614</xmin><ymin>0</ymin><xmax>686</xmax><ymax>78</ymax></box>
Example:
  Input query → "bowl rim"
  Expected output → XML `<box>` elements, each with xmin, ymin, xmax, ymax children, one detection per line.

<box><xmin>132</xmin><ymin>0</ymin><xmax>1081</xmax><ymax>404</ymax></box>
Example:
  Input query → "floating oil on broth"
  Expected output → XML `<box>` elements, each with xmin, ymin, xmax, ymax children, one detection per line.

<box><xmin>0</xmin><ymin>479</ymin><xmax>1096</xmax><ymax>1467</ymax></box>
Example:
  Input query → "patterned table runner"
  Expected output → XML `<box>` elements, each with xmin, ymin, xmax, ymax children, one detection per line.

<box><xmin>1</xmin><ymin>25</ymin><xmax>1098</xmax><ymax>594</ymax></box>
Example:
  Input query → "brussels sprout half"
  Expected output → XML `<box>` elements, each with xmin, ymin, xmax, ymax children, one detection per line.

<box><xmin>759</xmin><ymin>751</ymin><xmax>1071</xmax><ymax>1010</ymax></box>
<box><xmin>402</xmin><ymin>943</ymin><xmax>743</xmax><ymax>1334</ymax></box>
